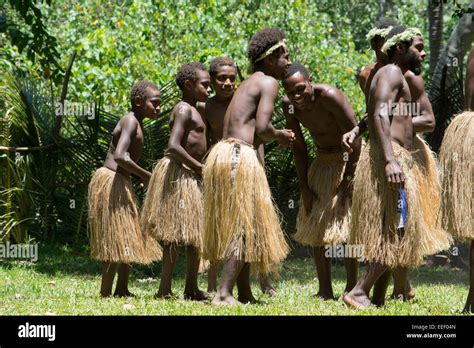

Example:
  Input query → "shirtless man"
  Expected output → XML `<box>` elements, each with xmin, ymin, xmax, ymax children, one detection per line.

<box><xmin>141</xmin><ymin>62</ymin><xmax>210</xmax><ymax>300</ymax></box>
<box><xmin>203</xmin><ymin>28</ymin><xmax>294</xmax><ymax>305</ymax></box>
<box><xmin>88</xmin><ymin>80</ymin><xmax>162</xmax><ymax>297</ymax></box>
<box><xmin>282</xmin><ymin>63</ymin><xmax>361</xmax><ymax>299</ymax></box>
<box><xmin>343</xmin><ymin>26</ymin><xmax>450</xmax><ymax>308</ymax></box>
<box><xmin>343</xmin><ymin>22</ymin><xmax>439</xmax><ymax>304</ymax></box>
<box><xmin>203</xmin><ymin>55</ymin><xmax>277</xmax><ymax>297</ymax></box>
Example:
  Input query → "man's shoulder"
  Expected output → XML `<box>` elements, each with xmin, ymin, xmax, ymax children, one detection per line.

<box><xmin>120</xmin><ymin>112</ymin><xmax>139</xmax><ymax>127</ymax></box>
<box><xmin>404</xmin><ymin>70</ymin><xmax>423</xmax><ymax>84</ymax></box>
<box><xmin>252</xmin><ymin>72</ymin><xmax>278</xmax><ymax>88</ymax></box>
<box><xmin>359</xmin><ymin>63</ymin><xmax>376</xmax><ymax>78</ymax></box>
<box><xmin>374</xmin><ymin>64</ymin><xmax>404</xmax><ymax>84</ymax></box>
<box><xmin>172</xmin><ymin>101</ymin><xmax>193</xmax><ymax>114</ymax></box>
<box><xmin>315</xmin><ymin>83</ymin><xmax>341</xmax><ymax>100</ymax></box>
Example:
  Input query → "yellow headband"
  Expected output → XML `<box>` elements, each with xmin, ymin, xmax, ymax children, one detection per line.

<box><xmin>366</xmin><ymin>26</ymin><xmax>393</xmax><ymax>42</ymax></box>
<box><xmin>381</xmin><ymin>27</ymin><xmax>422</xmax><ymax>54</ymax></box>
<box><xmin>253</xmin><ymin>39</ymin><xmax>287</xmax><ymax>63</ymax></box>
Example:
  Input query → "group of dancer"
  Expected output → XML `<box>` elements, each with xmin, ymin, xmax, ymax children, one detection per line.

<box><xmin>87</xmin><ymin>21</ymin><xmax>473</xmax><ymax>312</ymax></box>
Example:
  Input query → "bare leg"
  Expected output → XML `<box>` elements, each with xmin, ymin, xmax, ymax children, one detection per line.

<box><xmin>183</xmin><ymin>245</ymin><xmax>209</xmax><ymax>301</ymax></box>
<box><xmin>343</xmin><ymin>257</ymin><xmax>358</xmax><ymax>295</ymax></box>
<box><xmin>212</xmin><ymin>253</ymin><xmax>244</xmax><ymax>306</ymax></box>
<box><xmin>391</xmin><ymin>267</ymin><xmax>409</xmax><ymax>301</ymax></box>
<box><xmin>207</xmin><ymin>262</ymin><xmax>218</xmax><ymax>293</ymax></box>
<box><xmin>100</xmin><ymin>262</ymin><xmax>117</xmax><ymax>297</ymax></box>
<box><xmin>463</xmin><ymin>241</ymin><xmax>474</xmax><ymax>313</ymax></box>
<box><xmin>156</xmin><ymin>242</ymin><xmax>179</xmax><ymax>298</ymax></box>
<box><xmin>259</xmin><ymin>273</ymin><xmax>277</xmax><ymax>297</ymax></box>
<box><xmin>237</xmin><ymin>263</ymin><xmax>257</xmax><ymax>303</ymax></box>
<box><xmin>313</xmin><ymin>246</ymin><xmax>334</xmax><ymax>300</ymax></box>
<box><xmin>372</xmin><ymin>268</ymin><xmax>391</xmax><ymax>306</ymax></box>
<box><xmin>406</xmin><ymin>279</ymin><xmax>416</xmax><ymax>300</ymax></box>
<box><xmin>114</xmin><ymin>263</ymin><xmax>134</xmax><ymax>297</ymax></box>
<box><xmin>343</xmin><ymin>262</ymin><xmax>388</xmax><ymax>309</ymax></box>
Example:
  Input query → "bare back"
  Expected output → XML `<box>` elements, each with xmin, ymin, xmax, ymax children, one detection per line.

<box><xmin>223</xmin><ymin>72</ymin><xmax>278</xmax><ymax>148</ymax></box>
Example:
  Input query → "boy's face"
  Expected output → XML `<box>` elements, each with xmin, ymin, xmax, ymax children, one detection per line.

<box><xmin>283</xmin><ymin>72</ymin><xmax>312</xmax><ymax>109</ymax></box>
<box><xmin>136</xmin><ymin>87</ymin><xmax>161</xmax><ymax>118</ymax></box>
<box><xmin>211</xmin><ymin>65</ymin><xmax>236</xmax><ymax>99</ymax></box>
<box><xmin>272</xmin><ymin>47</ymin><xmax>292</xmax><ymax>80</ymax></box>
<box><xmin>188</xmin><ymin>70</ymin><xmax>211</xmax><ymax>102</ymax></box>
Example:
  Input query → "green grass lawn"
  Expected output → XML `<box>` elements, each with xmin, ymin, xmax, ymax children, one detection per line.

<box><xmin>0</xmin><ymin>244</ymin><xmax>470</xmax><ymax>315</ymax></box>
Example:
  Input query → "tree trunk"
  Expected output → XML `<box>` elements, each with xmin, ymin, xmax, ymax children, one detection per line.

<box><xmin>428</xmin><ymin>0</ymin><xmax>444</xmax><ymax>76</ymax></box>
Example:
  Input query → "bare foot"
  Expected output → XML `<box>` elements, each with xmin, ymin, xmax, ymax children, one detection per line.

<box><xmin>390</xmin><ymin>292</ymin><xmax>408</xmax><ymax>301</ymax></box>
<box><xmin>113</xmin><ymin>290</ymin><xmax>135</xmax><ymax>298</ymax></box>
<box><xmin>407</xmin><ymin>286</ymin><xmax>416</xmax><ymax>300</ymax></box>
<box><xmin>314</xmin><ymin>291</ymin><xmax>336</xmax><ymax>301</ymax></box>
<box><xmin>155</xmin><ymin>290</ymin><xmax>174</xmax><ymax>299</ymax></box>
<box><xmin>184</xmin><ymin>289</ymin><xmax>210</xmax><ymax>302</ymax></box>
<box><xmin>212</xmin><ymin>292</ymin><xmax>242</xmax><ymax>306</ymax></box>
<box><xmin>343</xmin><ymin>289</ymin><xmax>372</xmax><ymax>309</ymax></box>
<box><xmin>207</xmin><ymin>286</ymin><xmax>217</xmax><ymax>293</ymax></box>
<box><xmin>371</xmin><ymin>297</ymin><xmax>385</xmax><ymax>307</ymax></box>
<box><xmin>371</xmin><ymin>291</ymin><xmax>386</xmax><ymax>307</ymax></box>
<box><xmin>238</xmin><ymin>294</ymin><xmax>259</xmax><ymax>304</ymax></box>
<box><xmin>263</xmin><ymin>288</ymin><xmax>278</xmax><ymax>297</ymax></box>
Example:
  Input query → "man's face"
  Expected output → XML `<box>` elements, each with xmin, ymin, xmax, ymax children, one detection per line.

<box><xmin>404</xmin><ymin>35</ymin><xmax>426</xmax><ymax>75</ymax></box>
<box><xmin>143</xmin><ymin>87</ymin><xmax>161</xmax><ymax>118</ymax></box>
<box><xmin>283</xmin><ymin>71</ymin><xmax>312</xmax><ymax>109</ymax></box>
<box><xmin>274</xmin><ymin>47</ymin><xmax>292</xmax><ymax>80</ymax></box>
<box><xmin>211</xmin><ymin>65</ymin><xmax>236</xmax><ymax>99</ymax></box>
<box><xmin>189</xmin><ymin>70</ymin><xmax>211</xmax><ymax>102</ymax></box>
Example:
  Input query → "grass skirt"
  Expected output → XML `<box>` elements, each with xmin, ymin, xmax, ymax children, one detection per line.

<box><xmin>439</xmin><ymin>111</ymin><xmax>474</xmax><ymax>240</ymax></box>
<box><xmin>350</xmin><ymin>141</ymin><xmax>451</xmax><ymax>267</ymax></box>
<box><xmin>294</xmin><ymin>151</ymin><xmax>350</xmax><ymax>247</ymax></box>
<box><xmin>140</xmin><ymin>157</ymin><xmax>203</xmax><ymax>248</ymax></box>
<box><xmin>202</xmin><ymin>138</ymin><xmax>289</xmax><ymax>275</ymax></box>
<box><xmin>88</xmin><ymin>167</ymin><xmax>162</xmax><ymax>264</ymax></box>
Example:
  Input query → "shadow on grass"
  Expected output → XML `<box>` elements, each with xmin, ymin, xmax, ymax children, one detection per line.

<box><xmin>0</xmin><ymin>243</ymin><xmax>172</xmax><ymax>280</ymax></box>
<box><xmin>0</xmin><ymin>243</ymin><xmax>469</xmax><ymax>290</ymax></box>
<box><xmin>280</xmin><ymin>254</ymin><xmax>469</xmax><ymax>288</ymax></box>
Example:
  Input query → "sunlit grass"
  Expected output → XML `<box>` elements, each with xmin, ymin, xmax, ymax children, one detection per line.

<box><xmin>0</xmin><ymin>244</ymin><xmax>470</xmax><ymax>316</ymax></box>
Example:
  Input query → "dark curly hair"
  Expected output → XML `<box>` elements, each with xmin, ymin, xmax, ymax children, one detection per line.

<box><xmin>385</xmin><ymin>25</ymin><xmax>410</xmax><ymax>58</ymax></box>
<box><xmin>130</xmin><ymin>80</ymin><xmax>159</xmax><ymax>108</ymax></box>
<box><xmin>285</xmin><ymin>62</ymin><xmax>310</xmax><ymax>80</ymax></box>
<box><xmin>209</xmin><ymin>56</ymin><xmax>236</xmax><ymax>78</ymax></box>
<box><xmin>374</xmin><ymin>18</ymin><xmax>397</xmax><ymax>30</ymax></box>
<box><xmin>370</xmin><ymin>18</ymin><xmax>398</xmax><ymax>47</ymax></box>
<box><xmin>176</xmin><ymin>62</ymin><xmax>208</xmax><ymax>90</ymax></box>
<box><xmin>247</xmin><ymin>28</ymin><xmax>286</xmax><ymax>67</ymax></box>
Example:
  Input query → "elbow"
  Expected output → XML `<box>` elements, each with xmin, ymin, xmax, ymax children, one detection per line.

<box><xmin>255</xmin><ymin>126</ymin><xmax>269</xmax><ymax>139</ymax></box>
<box><xmin>166</xmin><ymin>145</ymin><xmax>179</xmax><ymax>157</ymax></box>
<box><xmin>426</xmin><ymin>118</ymin><xmax>436</xmax><ymax>132</ymax></box>
<box><xmin>419</xmin><ymin>117</ymin><xmax>435</xmax><ymax>133</ymax></box>
<box><xmin>114</xmin><ymin>154</ymin><xmax>126</xmax><ymax>165</ymax></box>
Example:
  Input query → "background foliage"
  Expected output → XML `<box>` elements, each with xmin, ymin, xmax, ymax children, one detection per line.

<box><xmin>0</xmin><ymin>0</ymin><xmax>470</xmax><ymax>246</ymax></box>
